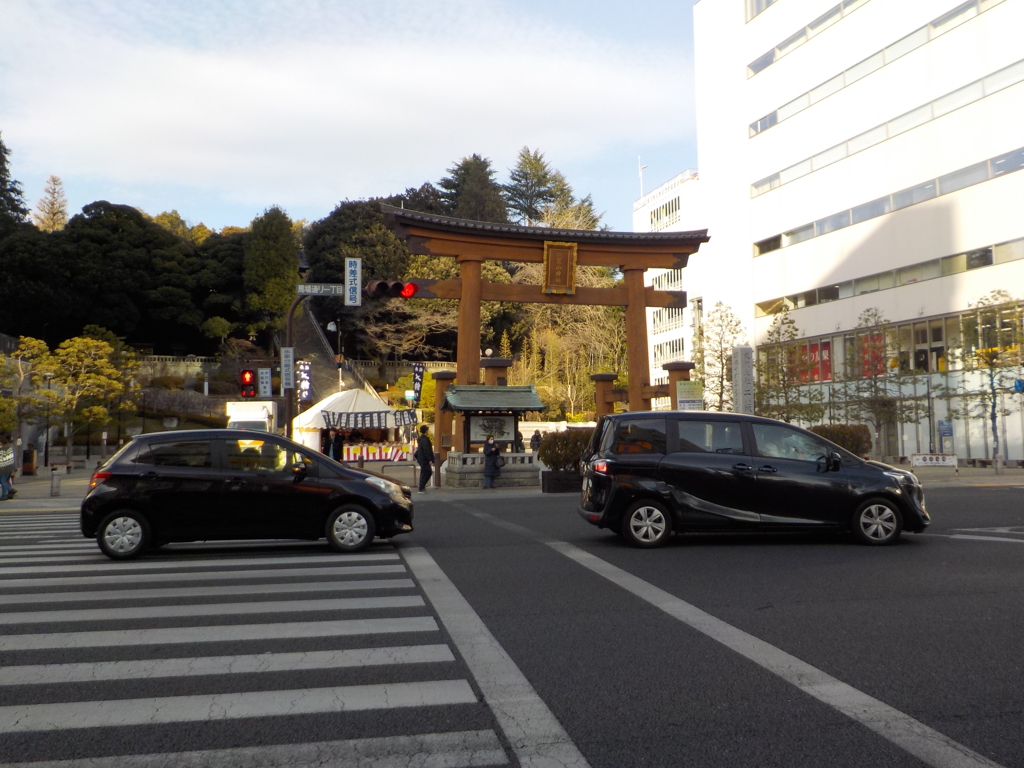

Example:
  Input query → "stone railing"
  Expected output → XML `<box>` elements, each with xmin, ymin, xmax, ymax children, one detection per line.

<box><xmin>444</xmin><ymin>451</ymin><xmax>539</xmax><ymax>488</ymax></box>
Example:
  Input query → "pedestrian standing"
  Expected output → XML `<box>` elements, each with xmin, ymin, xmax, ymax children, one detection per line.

<box><xmin>0</xmin><ymin>436</ymin><xmax>14</xmax><ymax>501</ymax></box>
<box><xmin>415</xmin><ymin>425</ymin><xmax>433</xmax><ymax>493</ymax></box>
<box><xmin>530</xmin><ymin>430</ymin><xmax>542</xmax><ymax>452</ymax></box>
<box><xmin>482</xmin><ymin>436</ymin><xmax>501</xmax><ymax>489</ymax></box>
<box><xmin>513</xmin><ymin>430</ymin><xmax>525</xmax><ymax>454</ymax></box>
<box><xmin>331</xmin><ymin>429</ymin><xmax>345</xmax><ymax>461</ymax></box>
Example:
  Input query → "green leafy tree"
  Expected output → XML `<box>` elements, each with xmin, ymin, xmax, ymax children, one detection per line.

<box><xmin>538</xmin><ymin>171</ymin><xmax>603</xmax><ymax>230</ymax></box>
<box><xmin>439</xmin><ymin>154</ymin><xmax>509</xmax><ymax>223</ymax></box>
<box><xmin>755</xmin><ymin>307</ymin><xmax>825</xmax><ymax>424</ymax></box>
<box><xmin>32</xmin><ymin>174</ymin><xmax>68</xmax><ymax>232</ymax></box>
<box><xmin>243</xmin><ymin>206</ymin><xmax>300</xmax><ymax>336</ymax></box>
<box><xmin>0</xmin><ymin>132</ymin><xmax>29</xmax><ymax>237</ymax></box>
<box><xmin>697</xmin><ymin>302</ymin><xmax>745</xmax><ymax>411</ymax></box>
<box><xmin>504</xmin><ymin>147</ymin><xmax>557</xmax><ymax>224</ymax></box>
<box><xmin>152</xmin><ymin>210</ymin><xmax>191</xmax><ymax>240</ymax></box>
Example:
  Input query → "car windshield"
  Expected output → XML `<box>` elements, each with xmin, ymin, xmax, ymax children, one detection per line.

<box><xmin>227</xmin><ymin>420</ymin><xmax>269</xmax><ymax>431</ymax></box>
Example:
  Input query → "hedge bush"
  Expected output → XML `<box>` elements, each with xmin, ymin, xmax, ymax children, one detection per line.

<box><xmin>809</xmin><ymin>424</ymin><xmax>872</xmax><ymax>456</ymax></box>
<box><xmin>148</xmin><ymin>375</ymin><xmax>185</xmax><ymax>390</ymax></box>
<box><xmin>537</xmin><ymin>428</ymin><xmax>594</xmax><ymax>472</ymax></box>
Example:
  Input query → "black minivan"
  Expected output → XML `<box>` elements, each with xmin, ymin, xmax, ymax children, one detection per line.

<box><xmin>579</xmin><ymin>412</ymin><xmax>929</xmax><ymax>547</ymax></box>
<box><xmin>82</xmin><ymin>429</ymin><xmax>414</xmax><ymax>560</ymax></box>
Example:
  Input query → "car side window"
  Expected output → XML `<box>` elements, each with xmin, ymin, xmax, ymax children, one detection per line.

<box><xmin>135</xmin><ymin>441</ymin><xmax>213</xmax><ymax>468</ymax></box>
<box><xmin>611</xmin><ymin>419</ymin><xmax>667</xmax><ymax>455</ymax></box>
<box><xmin>752</xmin><ymin>424</ymin><xmax>827</xmax><ymax>463</ymax></box>
<box><xmin>226</xmin><ymin>439</ymin><xmax>311</xmax><ymax>473</ymax></box>
<box><xmin>676</xmin><ymin>421</ymin><xmax>745</xmax><ymax>454</ymax></box>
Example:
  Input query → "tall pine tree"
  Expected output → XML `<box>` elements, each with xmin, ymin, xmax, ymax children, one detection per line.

<box><xmin>0</xmin><ymin>132</ymin><xmax>29</xmax><ymax>237</ymax></box>
<box><xmin>504</xmin><ymin>147</ymin><xmax>556</xmax><ymax>224</ymax></box>
<box><xmin>439</xmin><ymin>154</ymin><xmax>509</xmax><ymax>223</ymax></box>
<box><xmin>32</xmin><ymin>175</ymin><xmax>68</xmax><ymax>232</ymax></box>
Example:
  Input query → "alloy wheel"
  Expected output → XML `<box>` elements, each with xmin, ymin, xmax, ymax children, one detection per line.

<box><xmin>859</xmin><ymin>504</ymin><xmax>897</xmax><ymax>541</ymax></box>
<box><xmin>103</xmin><ymin>517</ymin><xmax>143</xmax><ymax>554</ymax></box>
<box><xmin>630</xmin><ymin>506</ymin><xmax>667</xmax><ymax>543</ymax></box>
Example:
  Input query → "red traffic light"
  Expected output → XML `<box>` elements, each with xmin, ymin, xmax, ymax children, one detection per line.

<box><xmin>240</xmin><ymin>369</ymin><xmax>257</xmax><ymax>398</ymax></box>
<box><xmin>365</xmin><ymin>280</ymin><xmax>419</xmax><ymax>299</ymax></box>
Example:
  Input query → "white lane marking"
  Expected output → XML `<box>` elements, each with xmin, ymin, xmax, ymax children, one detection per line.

<box><xmin>476</xmin><ymin>513</ymin><xmax>1006</xmax><ymax>768</ymax></box>
<box><xmin>0</xmin><ymin>552</ymin><xmax>99</xmax><ymax>562</ymax></box>
<box><xmin>0</xmin><ymin>644</ymin><xmax>456</xmax><ymax>685</ymax></box>
<box><xmin>0</xmin><ymin>551</ymin><xmax>399</xmax><ymax>574</ymax></box>
<box><xmin>0</xmin><ymin>680</ymin><xmax>477</xmax><ymax>733</ymax></box>
<box><xmin>0</xmin><ymin>729</ymin><xmax>508</xmax><ymax>768</ymax></box>
<box><xmin>0</xmin><ymin>577</ymin><xmax>417</xmax><ymax>606</ymax></box>
<box><xmin>0</xmin><ymin>543</ymin><xmax>94</xmax><ymax>552</ymax></box>
<box><xmin>0</xmin><ymin>563</ymin><xmax>408</xmax><ymax>589</ymax></box>
<box><xmin>0</xmin><ymin>616</ymin><xmax>439</xmax><ymax>651</ymax></box>
<box><xmin>400</xmin><ymin>545</ymin><xmax>591</xmax><ymax>768</ymax></box>
<box><xmin>925</xmin><ymin>533</ymin><xmax>1024</xmax><ymax>544</ymax></box>
<box><xmin>0</xmin><ymin>595</ymin><xmax>425</xmax><ymax>625</ymax></box>
<box><xmin>953</xmin><ymin>527</ymin><xmax>1024</xmax><ymax>533</ymax></box>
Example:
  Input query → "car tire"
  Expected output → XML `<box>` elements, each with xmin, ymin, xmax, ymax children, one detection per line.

<box><xmin>96</xmin><ymin>510</ymin><xmax>151</xmax><ymax>560</ymax></box>
<box><xmin>851</xmin><ymin>498</ymin><xmax>903</xmax><ymax>546</ymax></box>
<box><xmin>326</xmin><ymin>504</ymin><xmax>376</xmax><ymax>553</ymax></box>
<box><xmin>621</xmin><ymin>499</ymin><xmax>672</xmax><ymax>548</ymax></box>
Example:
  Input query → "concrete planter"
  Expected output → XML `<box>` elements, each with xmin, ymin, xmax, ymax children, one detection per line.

<box><xmin>541</xmin><ymin>470</ymin><xmax>583</xmax><ymax>494</ymax></box>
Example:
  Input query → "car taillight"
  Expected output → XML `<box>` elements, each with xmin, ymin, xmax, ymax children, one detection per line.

<box><xmin>592</xmin><ymin>460</ymin><xmax>610</xmax><ymax>475</ymax></box>
<box><xmin>89</xmin><ymin>471</ymin><xmax>111</xmax><ymax>489</ymax></box>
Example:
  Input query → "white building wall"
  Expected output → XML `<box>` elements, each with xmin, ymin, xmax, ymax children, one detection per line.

<box><xmin>634</xmin><ymin>0</ymin><xmax>1024</xmax><ymax>460</ymax></box>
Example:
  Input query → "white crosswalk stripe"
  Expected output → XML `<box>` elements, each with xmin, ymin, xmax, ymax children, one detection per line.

<box><xmin>0</xmin><ymin>514</ymin><xmax>512</xmax><ymax>767</ymax></box>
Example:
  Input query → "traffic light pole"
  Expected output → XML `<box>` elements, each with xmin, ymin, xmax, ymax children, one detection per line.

<box><xmin>284</xmin><ymin>295</ymin><xmax>305</xmax><ymax>439</ymax></box>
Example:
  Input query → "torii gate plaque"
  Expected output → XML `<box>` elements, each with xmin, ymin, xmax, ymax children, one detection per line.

<box><xmin>381</xmin><ymin>204</ymin><xmax>709</xmax><ymax>413</ymax></box>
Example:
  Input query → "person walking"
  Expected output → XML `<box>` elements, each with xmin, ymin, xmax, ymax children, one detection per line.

<box><xmin>415</xmin><ymin>425</ymin><xmax>433</xmax><ymax>493</ymax></box>
<box><xmin>530</xmin><ymin>430</ymin><xmax>542</xmax><ymax>452</ymax></box>
<box><xmin>0</xmin><ymin>436</ymin><xmax>14</xmax><ymax>502</ymax></box>
<box><xmin>482</xmin><ymin>435</ymin><xmax>501</xmax><ymax>489</ymax></box>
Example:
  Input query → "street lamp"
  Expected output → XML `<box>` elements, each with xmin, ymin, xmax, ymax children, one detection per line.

<box><xmin>284</xmin><ymin>253</ymin><xmax>310</xmax><ymax>438</ymax></box>
<box><xmin>327</xmin><ymin>320</ymin><xmax>341</xmax><ymax>357</ymax></box>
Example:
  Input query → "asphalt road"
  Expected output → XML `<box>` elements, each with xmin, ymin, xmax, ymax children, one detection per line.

<box><xmin>0</xmin><ymin>485</ymin><xmax>1021</xmax><ymax>767</ymax></box>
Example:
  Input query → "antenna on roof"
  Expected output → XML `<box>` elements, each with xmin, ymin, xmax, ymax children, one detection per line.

<box><xmin>639</xmin><ymin>156</ymin><xmax>648</xmax><ymax>197</ymax></box>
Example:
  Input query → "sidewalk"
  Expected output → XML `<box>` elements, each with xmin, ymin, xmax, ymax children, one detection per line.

<box><xmin>910</xmin><ymin>465</ymin><xmax>1024</xmax><ymax>487</ymax></box>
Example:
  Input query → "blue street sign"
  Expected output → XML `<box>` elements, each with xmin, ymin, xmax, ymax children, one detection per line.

<box><xmin>1014</xmin><ymin>379</ymin><xmax>1024</xmax><ymax>394</ymax></box>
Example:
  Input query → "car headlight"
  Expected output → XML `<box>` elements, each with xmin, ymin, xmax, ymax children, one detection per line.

<box><xmin>883</xmin><ymin>470</ymin><xmax>915</xmax><ymax>485</ymax></box>
<box><xmin>365</xmin><ymin>476</ymin><xmax>403</xmax><ymax>498</ymax></box>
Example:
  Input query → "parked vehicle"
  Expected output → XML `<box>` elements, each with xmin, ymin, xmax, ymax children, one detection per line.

<box><xmin>81</xmin><ymin>429</ymin><xmax>413</xmax><ymax>560</ymax></box>
<box><xmin>225</xmin><ymin>401</ymin><xmax>278</xmax><ymax>432</ymax></box>
<box><xmin>579</xmin><ymin>412</ymin><xmax>929</xmax><ymax>548</ymax></box>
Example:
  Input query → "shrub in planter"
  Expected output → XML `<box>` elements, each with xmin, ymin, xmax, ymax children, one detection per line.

<box><xmin>809</xmin><ymin>424</ymin><xmax>872</xmax><ymax>457</ymax></box>
<box><xmin>538</xmin><ymin>428</ymin><xmax>594</xmax><ymax>493</ymax></box>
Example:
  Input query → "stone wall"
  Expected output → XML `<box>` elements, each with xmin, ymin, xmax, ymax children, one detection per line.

<box><xmin>443</xmin><ymin>451</ymin><xmax>539</xmax><ymax>488</ymax></box>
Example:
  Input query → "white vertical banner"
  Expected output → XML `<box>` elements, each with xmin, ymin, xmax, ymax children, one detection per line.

<box><xmin>732</xmin><ymin>345</ymin><xmax>755</xmax><ymax>414</ymax></box>
<box><xmin>281</xmin><ymin>347</ymin><xmax>295</xmax><ymax>393</ymax></box>
<box><xmin>257</xmin><ymin>368</ymin><xmax>272</xmax><ymax>398</ymax></box>
<box><xmin>345</xmin><ymin>257</ymin><xmax>362</xmax><ymax>307</ymax></box>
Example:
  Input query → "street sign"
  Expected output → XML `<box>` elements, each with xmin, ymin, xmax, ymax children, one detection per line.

<box><xmin>910</xmin><ymin>453</ymin><xmax>958</xmax><ymax>467</ymax></box>
<box><xmin>281</xmin><ymin>347</ymin><xmax>295</xmax><ymax>392</ymax></box>
<box><xmin>676</xmin><ymin>381</ymin><xmax>704</xmax><ymax>411</ymax></box>
<box><xmin>1015</xmin><ymin>379</ymin><xmax>1024</xmax><ymax>394</ymax></box>
<box><xmin>257</xmin><ymin>368</ymin><xmax>272</xmax><ymax>398</ymax></box>
<box><xmin>345</xmin><ymin>257</ymin><xmax>362</xmax><ymax>306</ymax></box>
<box><xmin>938</xmin><ymin>420</ymin><xmax>953</xmax><ymax>438</ymax></box>
<box><xmin>732</xmin><ymin>345</ymin><xmax>754</xmax><ymax>414</ymax></box>
<box><xmin>296</xmin><ymin>283</ymin><xmax>346</xmax><ymax>296</ymax></box>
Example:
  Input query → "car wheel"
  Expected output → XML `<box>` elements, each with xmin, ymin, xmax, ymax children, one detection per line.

<box><xmin>852</xmin><ymin>498</ymin><xmax>903</xmax><ymax>545</ymax></box>
<box><xmin>326</xmin><ymin>504</ymin><xmax>376</xmax><ymax>552</ymax></box>
<box><xmin>621</xmin><ymin>500</ymin><xmax>672</xmax><ymax>548</ymax></box>
<box><xmin>97</xmin><ymin>510</ymin><xmax>150</xmax><ymax>560</ymax></box>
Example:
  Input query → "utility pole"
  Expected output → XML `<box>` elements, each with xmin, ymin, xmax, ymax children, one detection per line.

<box><xmin>638</xmin><ymin>156</ymin><xmax>648</xmax><ymax>197</ymax></box>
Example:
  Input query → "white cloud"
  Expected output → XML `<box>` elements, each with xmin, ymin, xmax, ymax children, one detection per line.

<box><xmin>2</xmin><ymin>0</ymin><xmax>694</xmax><ymax>216</ymax></box>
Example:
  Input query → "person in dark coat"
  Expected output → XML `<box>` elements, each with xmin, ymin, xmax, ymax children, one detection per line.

<box><xmin>513</xmin><ymin>431</ymin><xmax>525</xmax><ymax>454</ymax></box>
<box><xmin>530</xmin><ymin>430</ymin><xmax>542</xmax><ymax>452</ymax></box>
<box><xmin>0</xmin><ymin>435</ymin><xmax>14</xmax><ymax>501</ymax></box>
<box><xmin>482</xmin><ymin>435</ymin><xmax>501</xmax><ymax>489</ymax></box>
<box><xmin>415</xmin><ymin>425</ymin><xmax>433</xmax><ymax>493</ymax></box>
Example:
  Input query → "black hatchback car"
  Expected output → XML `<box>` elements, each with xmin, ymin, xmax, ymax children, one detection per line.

<box><xmin>579</xmin><ymin>412</ymin><xmax>929</xmax><ymax>548</ymax></box>
<box><xmin>81</xmin><ymin>429</ymin><xmax>414</xmax><ymax>560</ymax></box>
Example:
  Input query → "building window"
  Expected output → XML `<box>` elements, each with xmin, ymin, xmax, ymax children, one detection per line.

<box><xmin>748</xmin><ymin>0</ymin><xmax>1007</xmax><ymax>136</ymax></box>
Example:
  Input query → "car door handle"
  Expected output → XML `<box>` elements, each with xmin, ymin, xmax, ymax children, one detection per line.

<box><xmin>142</xmin><ymin>471</ymin><xmax>159</xmax><ymax>480</ymax></box>
<box><xmin>758</xmin><ymin>465</ymin><xmax>777</xmax><ymax>474</ymax></box>
<box><xmin>731</xmin><ymin>463</ymin><xmax>752</xmax><ymax>471</ymax></box>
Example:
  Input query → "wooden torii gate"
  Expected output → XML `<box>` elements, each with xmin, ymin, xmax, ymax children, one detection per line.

<box><xmin>381</xmin><ymin>204</ymin><xmax>708</xmax><ymax>424</ymax></box>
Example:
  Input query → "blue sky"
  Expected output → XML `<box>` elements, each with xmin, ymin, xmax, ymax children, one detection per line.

<box><xmin>1</xmin><ymin>0</ymin><xmax>697</xmax><ymax>232</ymax></box>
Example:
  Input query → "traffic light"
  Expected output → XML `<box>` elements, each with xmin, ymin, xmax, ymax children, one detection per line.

<box><xmin>240</xmin><ymin>369</ymin><xmax>256</xmax><ymax>398</ymax></box>
<box><xmin>364</xmin><ymin>280</ymin><xmax>419</xmax><ymax>299</ymax></box>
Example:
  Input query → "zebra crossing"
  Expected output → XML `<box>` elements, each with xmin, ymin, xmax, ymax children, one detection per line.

<box><xmin>0</xmin><ymin>512</ymin><xmax>515</xmax><ymax>767</ymax></box>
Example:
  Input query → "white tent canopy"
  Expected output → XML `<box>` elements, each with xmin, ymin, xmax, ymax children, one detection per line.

<box><xmin>294</xmin><ymin>389</ymin><xmax>399</xmax><ymax>429</ymax></box>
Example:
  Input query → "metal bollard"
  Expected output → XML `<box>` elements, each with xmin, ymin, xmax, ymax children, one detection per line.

<box><xmin>49</xmin><ymin>466</ymin><xmax>61</xmax><ymax>497</ymax></box>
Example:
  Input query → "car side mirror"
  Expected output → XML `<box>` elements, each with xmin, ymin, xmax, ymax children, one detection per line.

<box><xmin>291</xmin><ymin>462</ymin><xmax>308</xmax><ymax>477</ymax></box>
<box><xmin>828</xmin><ymin>451</ymin><xmax>842</xmax><ymax>471</ymax></box>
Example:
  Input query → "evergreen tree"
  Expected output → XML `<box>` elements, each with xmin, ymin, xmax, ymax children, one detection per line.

<box><xmin>0</xmin><ymin>132</ymin><xmax>29</xmax><ymax>236</ymax></box>
<box><xmin>243</xmin><ymin>206</ymin><xmax>300</xmax><ymax>335</ymax></box>
<box><xmin>438</xmin><ymin>154</ymin><xmax>509</xmax><ymax>223</ymax></box>
<box><xmin>32</xmin><ymin>175</ymin><xmax>68</xmax><ymax>232</ymax></box>
<box><xmin>538</xmin><ymin>171</ymin><xmax>603</xmax><ymax>230</ymax></box>
<box><xmin>504</xmin><ymin>147</ymin><xmax>556</xmax><ymax>224</ymax></box>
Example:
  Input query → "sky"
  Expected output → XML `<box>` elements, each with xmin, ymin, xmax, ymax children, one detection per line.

<box><xmin>1</xmin><ymin>0</ymin><xmax>698</xmax><ymax>233</ymax></box>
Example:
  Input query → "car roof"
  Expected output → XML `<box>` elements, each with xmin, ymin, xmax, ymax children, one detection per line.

<box><xmin>132</xmin><ymin>429</ymin><xmax>293</xmax><ymax>442</ymax></box>
<box><xmin>602</xmin><ymin>411</ymin><xmax>795</xmax><ymax>427</ymax></box>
